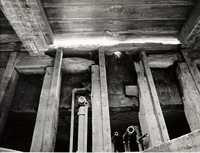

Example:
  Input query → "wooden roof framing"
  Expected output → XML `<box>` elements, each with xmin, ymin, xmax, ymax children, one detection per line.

<box><xmin>0</xmin><ymin>0</ymin><xmax>200</xmax><ymax>54</ymax></box>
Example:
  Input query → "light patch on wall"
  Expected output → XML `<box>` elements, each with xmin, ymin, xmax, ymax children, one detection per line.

<box><xmin>52</xmin><ymin>36</ymin><xmax>180</xmax><ymax>48</ymax></box>
<box><xmin>114</xmin><ymin>51</ymin><xmax>122</xmax><ymax>58</ymax></box>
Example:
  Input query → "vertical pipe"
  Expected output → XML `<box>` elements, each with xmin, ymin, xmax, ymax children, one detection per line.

<box><xmin>69</xmin><ymin>89</ymin><xmax>76</xmax><ymax>152</ymax></box>
<box><xmin>84</xmin><ymin>104</ymin><xmax>88</xmax><ymax>152</ymax></box>
<box><xmin>77</xmin><ymin>106</ymin><xmax>85</xmax><ymax>152</ymax></box>
<box><xmin>69</xmin><ymin>88</ymin><xmax>87</xmax><ymax>152</ymax></box>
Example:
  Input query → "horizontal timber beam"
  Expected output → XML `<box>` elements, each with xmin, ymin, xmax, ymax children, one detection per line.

<box><xmin>0</xmin><ymin>0</ymin><xmax>54</xmax><ymax>54</ymax></box>
<box><xmin>148</xmin><ymin>53</ymin><xmax>181</xmax><ymax>68</ymax></box>
<box><xmin>145</xmin><ymin>129</ymin><xmax>200</xmax><ymax>152</ymax></box>
<box><xmin>179</xmin><ymin>1</ymin><xmax>200</xmax><ymax>49</ymax></box>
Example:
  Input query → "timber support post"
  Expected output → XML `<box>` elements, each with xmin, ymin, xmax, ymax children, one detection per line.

<box><xmin>0</xmin><ymin>52</ymin><xmax>19</xmax><ymax>141</ymax></box>
<box><xmin>99</xmin><ymin>49</ymin><xmax>112</xmax><ymax>152</ymax></box>
<box><xmin>30</xmin><ymin>48</ymin><xmax>63</xmax><ymax>152</ymax></box>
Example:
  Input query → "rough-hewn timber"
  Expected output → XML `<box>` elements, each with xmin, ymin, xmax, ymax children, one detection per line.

<box><xmin>145</xmin><ymin>129</ymin><xmax>200</xmax><ymax>152</ymax></box>
<box><xmin>176</xmin><ymin>63</ymin><xmax>200</xmax><ymax>131</ymax></box>
<box><xmin>140</xmin><ymin>51</ymin><xmax>170</xmax><ymax>142</ymax></box>
<box><xmin>91</xmin><ymin>65</ymin><xmax>104</xmax><ymax>152</ymax></box>
<box><xmin>0</xmin><ymin>52</ymin><xmax>19</xmax><ymax>140</ymax></box>
<box><xmin>99</xmin><ymin>49</ymin><xmax>112</xmax><ymax>152</ymax></box>
<box><xmin>0</xmin><ymin>0</ymin><xmax>53</xmax><ymax>54</ymax></box>
<box><xmin>179</xmin><ymin>1</ymin><xmax>200</xmax><ymax>49</ymax></box>
<box><xmin>30</xmin><ymin>67</ymin><xmax>53</xmax><ymax>152</ymax></box>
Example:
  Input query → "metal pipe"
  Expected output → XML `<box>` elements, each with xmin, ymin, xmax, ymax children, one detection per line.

<box><xmin>69</xmin><ymin>87</ymin><xmax>87</xmax><ymax>153</ymax></box>
<box><xmin>111</xmin><ymin>132</ymin><xmax>119</xmax><ymax>152</ymax></box>
<box><xmin>84</xmin><ymin>103</ymin><xmax>88</xmax><ymax>152</ymax></box>
<box><xmin>77</xmin><ymin>106</ymin><xmax>85</xmax><ymax>152</ymax></box>
<box><xmin>123</xmin><ymin>126</ymin><xmax>135</xmax><ymax>152</ymax></box>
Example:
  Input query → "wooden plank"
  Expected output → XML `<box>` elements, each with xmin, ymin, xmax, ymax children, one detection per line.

<box><xmin>43</xmin><ymin>5</ymin><xmax>192</xmax><ymax>20</ymax></box>
<box><xmin>179</xmin><ymin>1</ymin><xmax>200</xmax><ymax>49</ymax></box>
<box><xmin>148</xmin><ymin>53</ymin><xmax>181</xmax><ymax>68</ymax></box>
<box><xmin>0</xmin><ymin>43</ymin><xmax>26</xmax><ymax>52</ymax></box>
<box><xmin>0</xmin><ymin>0</ymin><xmax>53</xmax><ymax>54</ymax></box>
<box><xmin>0</xmin><ymin>52</ymin><xmax>19</xmax><ymax>140</ymax></box>
<box><xmin>182</xmin><ymin>50</ymin><xmax>200</xmax><ymax>94</ymax></box>
<box><xmin>176</xmin><ymin>63</ymin><xmax>200</xmax><ymax>131</ymax></box>
<box><xmin>30</xmin><ymin>67</ymin><xmax>53</xmax><ymax>152</ymax></box>
<box><xmin>15</xmin><ymin>53</ymin><xmax>54</xmax><ymax>69</ymax></box>
<box><xmin>99</xmin><ymin>49</ymin><xmax>112</xmax><ymax>152</ymax></box>
<box><xmin>49</xmin><ymin>19</ymin><xmax>184</xmax><ymax>33</ymax></box>
<box><xmin>41</xmin><ymin>49</ymin><xmax>63</xmax><ymax>151</ymax></box>
<box><xmin>91</xmin><ymin>65</ymin><xmax>104</xmax><ymax>152</ymax></box>
<box><xmin>140</xmin><ymin>51</ymin><xmax>170</xmax><ymax>142</ymax></box>
<box><xmin>145</xmin><ymin>129</ymin><xmax>200</xmax><ymax>152</ymax></box>
<box><xmin>41</xmin><ymin>0</ymin><xmax>196</xmax><ymax>6</ymax></box>
<box><xmin>134</xmin><ymin>62</ymin><xmax>162</xmax><ymax>149</ymax></box>
<box><xmin>0</xmin><ymin>34</ymin><xmax>20</xmax><ymax>43</ymax></box>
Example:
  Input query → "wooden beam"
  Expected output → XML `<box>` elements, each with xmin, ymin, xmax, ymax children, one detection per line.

<box><xmin>145</xmin><ymin>129</ymin><xmax>200</xmax><ymax>152</ymax></box>
<box><xmin>91</xmin><ymin>65</ymin><xmax>104</xmax><ymax>152</ymax></box>
<box><xmin>0</xmin><ymin>52</ymin><xmax>19</xmax><ymax>140</ymax></box>
<box><xmin>179</xmin><ymin>1</ymin><xmax>200</xmax><ymax>49</ymax></box>
<box><xmin>140</xmin><ymin>51</ymin><xmax>170</xmax><ymax>142</ymax></box>
<box><xmin>181</xmin><ymin>50</ymin><xmax>200</xmax><ymax>94</ymax></box>
<box><xmin>42</xmin><ymin>49</ymin><xmax>63</xmax><ymax>151</ymax></box>
<box><xmin>0</xmin><ymin>34</ymin><xmax>20</xmax><ymax>43</ymax></box>
<box><xmin>15</xmin><ymin>52</ymin><xmax>54</xmax><ymax>74</ymax></box>
<box><xmin>30</xmin><ymin>49</ymin><xmax>63</xmax><ymax>151</ymax></box>
<box><xmin>148</xmin><ymin>53</ymin><xmax>181</xmax><ymax>68</ymax></box>
<box><xmin>99</xmin><ymin>49</ymin><xmax>112</xmax><ymax>152</ymax></box>
<box><xmin>0</xmin><ymin>43</ymin><xmax>26</xmax><ymax>52</ymax></box>
<box><xmin>176</xmin><ymin>63</ymin><xmax>200</xmax><ymax>131</ymax></box>
<box><xmin>0</xmin><ymin>0</ymin><xmax>54</xmax><ymax>54</ymax></box>
<box><xmin>30</xmin><ymin>67</ymin><xmax>53</xmax><ymax>152</ymax></box>
<box><xmin>134</xmin><ymin>62</ymin><xmax>163</xmax><ymax>149</ymax></box>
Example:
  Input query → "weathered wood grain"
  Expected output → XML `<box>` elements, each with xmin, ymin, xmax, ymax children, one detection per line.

<box><xmin>0</xmin><ymin>0</ymin><xmax>53</xmax><ymax>54</ymax></box>
<box><xmin>91</xmin><ymin>65</ymin><xmax>104</xmax><ymax>152</ymax></box>
<box><xmin>145</xmin><ymin>129</ymin><xmax>200</xmax><ymax>152</ymax></box>
<box><xmin>41</xmin><ymin>0</ymin><xmax>196</xmax><ymax>6</ymax></box>
<box><xmin>99</xmin><ymin>49</ymin><xmax>112</xmax><ymax>152</ymax></box>
<box><xmin>134</xmin><ymin>62</ymin><xmax>163</xmax><ymax>149</ymax></box>
<box><xmin>148</xmin><ymin>53</ymin><xmax>180</xmax><ymax>68</ymax></box>
<box><xmin>141</xmin><ymin>51</ymin><xmax>170</xmax><ymax>142</ymax></box>
<box><xmin>49</xmin><ymin>19</ymin><xmax>184</xmax><ymax>33</ymax></box>
<box><xmin>0</xmin><ymin>52</ymin><xmax>19</xmax><ymax>140</ymax></box>
<box><xmin>179</xmin><ymin>0</ymin><xmax>200</xmax><ymax>49</ymax></box>
<box><xmin>43</xmin><ymin>5</ymin><xmax>192</xmax><ymax>20</ymax></box>
<box><xmin>176</xmin><ymin>63</ymin><xmax>200</xmax><ymax>131</ymax></box>
<box><xmin>182</xmin><ymin>50</ymin><xmax>200</xmax><ymax>94</ymax></box>
<box><xmin>42</xmin><ymin>49</ymin><xmax>63</xmax><ymax>151</ymax></box>
<box><xmin>30</xmin><ymin>67</ymin><xmax>53</xmax><ymax>152</ymax></box>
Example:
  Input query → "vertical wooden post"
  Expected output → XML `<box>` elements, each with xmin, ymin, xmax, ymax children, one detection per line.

<box><xmin>30</xmin><ymin>49</ymin><xmax>63</xmax><ymax>151</ymax></box>
<box><xmin>181</xmin><ymin>50</ymin><xmax>200</xmax><ymax>94</ymax></box>
<box><xmin>134</xmin><ymin>62</ymin><xmax>163</xmax><ymax>149</ymax></box>
<box><xmin>99</xmin><ymin>49</ymin><xmax>112</xmax><ymax>152</ymax></box>
<box><xmin>140</xmin><ymin>51</ymin><xmax>169</xmax><ymax>142</ymax></box>
<box><xmin>176</xmin><ymin>63</ymin><xmax>200</xmax><ymax>131</ymax></box>
<box><xmin>0</xmin><ymin>52</ymin><xmax>19</xmax><ymax>140</ymax></box>
<box><xmin>30</xmin><ymin>67</ymin><xmax>53</xmax><ymax>151</ymax></box>
<box><xmin>91</xmin><ymin>65</ymin><xmax>104</xmax><ymax>152</ymax></box>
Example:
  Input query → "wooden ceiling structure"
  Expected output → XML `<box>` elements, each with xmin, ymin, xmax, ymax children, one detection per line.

<box><xmin>0</xmin><ymin>0</ymin><xmax>200</xmax><ymax>54</ymax></box>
